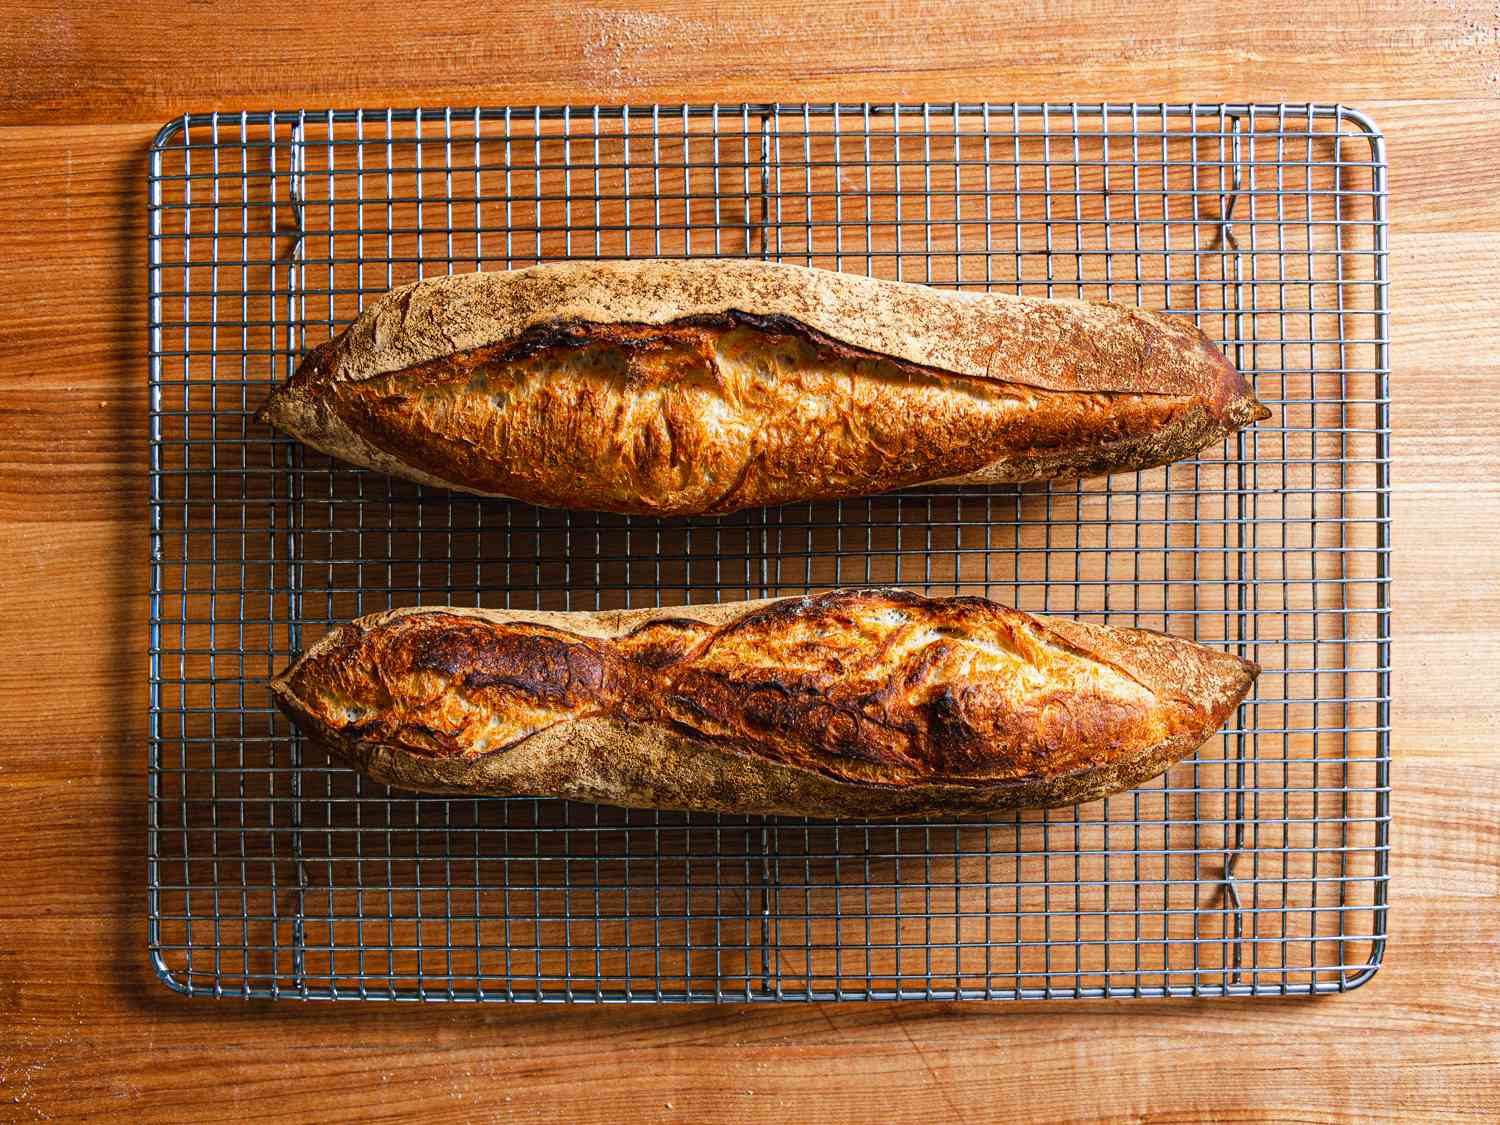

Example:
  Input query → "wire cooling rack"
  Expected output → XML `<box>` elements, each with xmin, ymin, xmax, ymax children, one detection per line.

<box><xmin>147</xmin><ymin>102</ymin><xmax>1390</xmax><ymax>1002</ymax></box>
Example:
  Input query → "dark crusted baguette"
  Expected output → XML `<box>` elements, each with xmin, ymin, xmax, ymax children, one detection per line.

<box><xmin>258</xmin><ymin>259</ymin><xmax>1270</xmax><ymax>516</ymax></box>
<box><xmin>270</xmin><ymin>589</ymin><xmax>1259</xmax><ymax>819</ymax></box>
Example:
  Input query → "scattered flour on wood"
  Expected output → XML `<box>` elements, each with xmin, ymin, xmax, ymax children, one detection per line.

<box><xmin>581</xmin><ymin>9</ymin><xmax>708</xmax><ymax>95</ymax></box>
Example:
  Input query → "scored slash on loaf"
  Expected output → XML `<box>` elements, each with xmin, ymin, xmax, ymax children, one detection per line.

<box><xmin>258</xmin><ymin>259</ymin><xmax>1270</xmax><ymax>516</ymax></box>
<box><xmin>270</xmin><ymin>589</ymin><xmax>1259</xmax><ymax>819</ymax></box>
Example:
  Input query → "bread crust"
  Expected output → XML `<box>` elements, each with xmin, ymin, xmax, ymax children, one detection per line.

<box><xmin>260</xmin><ymin>260</ymin><xmax>1269</xmax><ymax>515</ymax></box>
<box><xmin>270</xmin><ymin>589</ymin><xmax>1259</xmax><ymax>818</ymax></box>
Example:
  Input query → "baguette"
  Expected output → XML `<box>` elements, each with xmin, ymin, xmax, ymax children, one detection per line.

<box><xmin>270</xmin><ymin>589</ymin><xmax>1258</xmax><ymax>818</ymax></box>
<box><xmin>258</xmin><ymin>259</ymin><xmax>1269</xmax><ymax>516</ymax></box>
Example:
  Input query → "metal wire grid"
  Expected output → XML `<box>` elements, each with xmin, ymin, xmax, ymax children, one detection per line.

<box><xmin>147</xmin><ymin>102</ymin><xmax>1390</xmax><ymax>1002</ymax></box>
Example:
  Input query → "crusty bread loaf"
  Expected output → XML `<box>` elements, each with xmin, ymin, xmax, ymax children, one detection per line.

<box><xmin>258</xmin><ymin>259</ymin><xmax>1269</xmax><ymax>516</ymax></box>
<box><xmin>270</xmin><ymin>589</ymin><xmax>1258</xmax><ymax>818</ymax></box>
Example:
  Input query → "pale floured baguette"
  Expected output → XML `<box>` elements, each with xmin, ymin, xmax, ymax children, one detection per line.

<box><xmin>259</xmin><ymin>259</ymin><xmax>1269</xmax><ymax>516</ymax></box>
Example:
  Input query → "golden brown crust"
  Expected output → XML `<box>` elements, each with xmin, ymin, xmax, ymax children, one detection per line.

<box><xmin>259</xmin><ymin>261</ymin><xmax>1269</xmax><ymax>516</ymax></box>
<box><xmin>270</xmin><ymin>590</ymin><xmax>1259</xmax><ymax>818</ymax></box>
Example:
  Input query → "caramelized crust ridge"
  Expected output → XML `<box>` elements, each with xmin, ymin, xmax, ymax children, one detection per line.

<box><xmin>272</xmin><ymin>590</ymin><xmax>1259</xmax><ymax>816</ymax></box>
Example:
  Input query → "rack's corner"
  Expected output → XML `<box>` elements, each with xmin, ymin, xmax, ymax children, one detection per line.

<box><xmin>1334</xmin><ymin>104</ymin><xmax>1387</xmax><ymax>163</ymax></box>
<box><xmin>1339</xmin><ymin>946</ymin><xmax>1387</xmax><ymax>993</ymax></box>
<box><xmin>149</xmin><ymin>115</ymin><xmax>188</xmax><ymax>156</ymax></box>
<box><xmin>149</xmin><ymin>947</ymin><xmax>192</xmax><ymax>996</ymax></box>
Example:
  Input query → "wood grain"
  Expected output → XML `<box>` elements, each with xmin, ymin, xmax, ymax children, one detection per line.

<box><xmin>4</xmin><ymin>1</ymin><xmax>1500</xmax><ymax>123</ymax></box>
<box><xmin>2</xmin><ymin>3</ymin><xmax>1498</xmax><ymax>1121</ymax></box>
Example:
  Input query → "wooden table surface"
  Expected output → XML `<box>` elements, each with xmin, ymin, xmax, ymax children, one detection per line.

<box><xmin>2</xmin><ymin>2</ymin><xmax>1496</xmax><ymax>1120</ymax></box>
